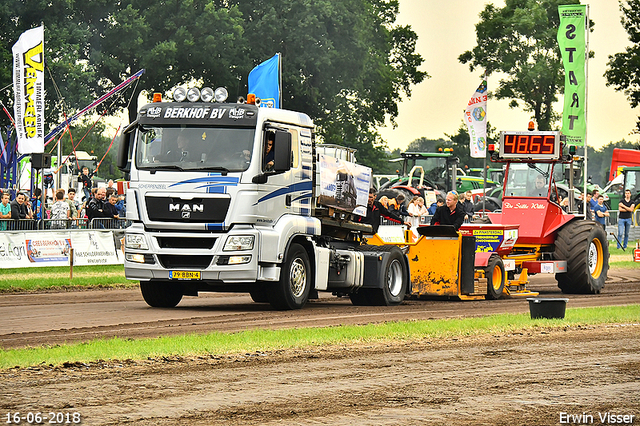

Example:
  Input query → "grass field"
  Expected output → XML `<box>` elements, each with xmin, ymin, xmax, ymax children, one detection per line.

<box><xmin>1</xmin><ymin>304</ymin><xmax>638</xmax><ymax>369</ymax></box>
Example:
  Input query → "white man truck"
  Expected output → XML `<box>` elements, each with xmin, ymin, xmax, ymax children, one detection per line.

<box><xmin>117</xmin><ymin>90</ymin><xmax>410</xmax><ymax>310</ymax></box>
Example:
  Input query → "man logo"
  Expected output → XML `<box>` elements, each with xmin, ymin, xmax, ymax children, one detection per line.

<box><xmin>169</xmin><ymin>203</ymin><xmax>204</xmax><ymax>213</ymax></box>
<box><xmin>182</xmin><ymin>211</ymin><xmax>190</xmax><ymax>219</ymax></box>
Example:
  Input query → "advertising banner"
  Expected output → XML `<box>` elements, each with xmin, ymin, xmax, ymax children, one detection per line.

<box><xmin>464</xmin><ymin>75</ymin><xmax>488</xmax><ymax>159</ymax></box>
<box><xmin>12</xmin><ymin>25</ymin><xmax>45</xmax><ymax>154</ymax></box>
<box><xmin>557</xmin><ymin>5</ymin><xmax>587</xmax><ymax>146</ymax></box>
<box><xmin>0</xmin><ymin>230</ymin><xmax>120</xmax><ymax>268</ymax></box>
<box><xmin>317</xmin><ymin>154</ymin><xmax>371</xmax><ymax>217</ymax></box>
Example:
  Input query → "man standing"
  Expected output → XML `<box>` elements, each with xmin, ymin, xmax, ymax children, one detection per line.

<box><xmin>358</xmin><ymin>188</ymin><xmax>382</xmax><ymax>233</ymax></box>
<box><xmin>593</xmin><ymin>195</ymin><xmax>609</xmax><ymax>229</ymax></box>
<box><xmin>430</xmin><ymin>190</ymin><xmax>466</xmax><ymax>231</ymax></box>
<box><xmin>617</xmin><ymin>189</ymin><xmax>635</xmax><ymax>249</ymax></box>
<box><xmin>87</xmin><ymin>187</ymin><xmax>108</xmax><ymax>223</ymax></box>
<box><xmin>10</xmin><ymin>192</ymin><xmax>32</xmax><ymax>222</ymax></box>
<box><xmin>50</xmin><ymin>190</ymin><xmax>70</xmax><ymax>229</ymax></box>
<box><xmin>0</xmin><ymin>192</ymin><xmax>11</xmax><ymax>230</ymax></box>
<box><xmin>462</xmin><ymin>190</ymin><xmax>475</xmax><ymax>222</ymax></box>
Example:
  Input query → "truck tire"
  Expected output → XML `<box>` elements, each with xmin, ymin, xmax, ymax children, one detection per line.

<box><xmin>268</xmin><ymin>243</ymin><xmax>311</xmax><ymax>310</ymax></box>
<box><xmin>554</xmin><ymin>220</ymin><xmax>609</xmax><ymax>294</ymax></box>
<box><xmin>485</xmin><ymin>254</ymin><xmax>506</xmax><ymax>300</ymax></box>
<box><xmin>367</xmin><ymin>246</ymin><xmax>408</xmax><ymax>306</ymax></box>
<box><xmin>140</xmin><ymin>280</ymin><xmax>183</xmax><ymax>308</ymax></box>
<box><xmin>249</xmin><ymin>286</ymin><xmax>269</xmax><ymax>303</ymax></box>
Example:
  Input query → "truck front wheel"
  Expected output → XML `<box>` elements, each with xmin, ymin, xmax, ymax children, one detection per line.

<box><xmin>140</xmin><ymin>280</ymin><xmax>183</xmax><ymax>308</ymax></box>
<box><xmin>269</xmin><ymin>243</ymin><xmax>311</xmax><ymax>310</ymax></box>
<box><xmin>554</xmin><ymin>221</ymin><xmax>609</xmax><ymax>294</ymax></box>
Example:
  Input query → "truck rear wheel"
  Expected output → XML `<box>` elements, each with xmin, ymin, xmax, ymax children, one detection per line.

<box><xmin>268</xmin><ymin>243</ymin><xmax>311</xmax><ymax>310</ymax></box>
<box><xmin>367</xmin><ymin>246</ymin><xmax>408</xmax><ymax>306</ymax></box>
<box><xmin>140</xmin><ymin>280</ymin><xmax>183</xmax><ymax>308</ymax></box>
<box><xmin>485</xmin><ymin>254</ymin><xmax>506</xmax><ymax>300</ymax></box>
<box><xmin>554</xmin><ymin>220</ymin><xmax>609</xmax><ymax>294</ymax></box>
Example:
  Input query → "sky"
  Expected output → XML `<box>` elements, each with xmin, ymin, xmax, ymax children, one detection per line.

<box><xmin>377</xmin><ymin>0</ymin><xmax>639</xmax><ymax>152</ymax></box>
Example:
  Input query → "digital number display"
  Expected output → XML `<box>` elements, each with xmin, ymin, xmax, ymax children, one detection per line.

<box><xmin>499</xmin><ymin>131</ymin><xmax>560</xmax><ymax>160</ymax></box>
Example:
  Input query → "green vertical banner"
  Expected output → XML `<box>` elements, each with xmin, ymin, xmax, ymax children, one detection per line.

<box><xmin>557</xmin><ymin>5</ymin><xmax>587</xmax><ymax>146</ymax></box>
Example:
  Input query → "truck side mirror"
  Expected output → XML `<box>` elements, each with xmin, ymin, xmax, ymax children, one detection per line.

<box><xmin>273</xmin><ymin>131</ymin><xmax>292</xmax><ymax>172</ymax></box>
<box><xmin>117</xmin><ymin>131</ymin><xmax>133</xmax><ymax>173</ymax></box>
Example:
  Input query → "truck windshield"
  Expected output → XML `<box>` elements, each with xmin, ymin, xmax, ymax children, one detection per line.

<box><xmin>135</xmin><ymin>125</ymin><xmax>256</xmax><ymax>172</ymax></box>
<box><xmin>504</xmin><ymin>163</ymin><xmax>554</xmax><ymax>197</ymax></box>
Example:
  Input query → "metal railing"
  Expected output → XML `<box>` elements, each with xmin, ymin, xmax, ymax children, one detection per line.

<box><xmin>0</xmin><ymin>218</ymin><xmax>131</xmax><ymax>231</ymax></box>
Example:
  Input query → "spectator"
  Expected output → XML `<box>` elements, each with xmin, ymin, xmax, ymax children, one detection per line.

<box><xmin>87</xmin><ymin>187</ymin><xmax>108</xmax><ymax>223</ymax></box>
<box><xmin>617</xmin><ymin>189</ymin><xmax>635</xmax><ymax>250</ymax></box>
<box><xmin>357</xmin><ymin>187</ymin><xmax>381</xmax><ymax>233</ymax></box>
<box><xmin>106</xmin><ymin>179</ymin><xmax>118</xmax><ymax>195</ymax></box>
<box><xmin>593</xmin><ymin>195</ymin><xmax>608</xmax><ymax>229</ymax></box>
<box><xmin>31</xmin><ymin>188</ymin><xmax>43</xmax><ymax>221</ymax></box>
<box><xmin>10</xmin><ymin>192</ymin><xmax>32</xmax><ymax>229</ymax></box>
<box><xmin>0</xmin><ymin>192</ymin><xmax>11</xmax><ymax>230</ymax></box>
<box><xmin>590</xmin><ymin>189</ymin><xmax>599</xmax><ymax>212</ymax></box>
<box><xmin>583</xmin><ymin>192</ymin><xmax>594</xmax><ymax>220</ymax></box>
<box><xmin>78</xmin><ymin>166</ymin><xmax>93</xmax><ymax>202</ymax></box>
<box><xmin>428</xmin><ymin>197</ymin><xmax>444</xmax><ymax>215</ymax></box>
<box><xmin>115</xmin><ymin>194</ymin><xmax>126</xmax><ymax>217</ymax></box>
<box><xmin>462</xmin><ymin>190</ymin><xmax>474</xmax><ymax>222</ymax></box>
<box><xmin>65</xmin><ymin>188</ymin><xmax>79</xmax><ymax>219</ymax></box>
<box><xmin>50</xmin><ymin>190</ymin><xmax>70</xmax><ymax>229</ymax></box>
<box><xmin>407</xmin><ymin>196</ymin><xmax>428</xmax><ymax>238</ymax></box>
<box><xmin>430</xmin><ymin>190</ymin><xmax>466</xmax><ymax>231</ymax></box>
<box><xmin>104</xmin><ymin>194</ymin><xmax>120</xmax><ymax>220</ymax></box>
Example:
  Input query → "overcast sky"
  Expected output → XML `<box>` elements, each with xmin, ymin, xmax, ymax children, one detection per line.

<box><xmin>378</xmin><ymin>0</ymin><xmax>639</xmax><ymax>152</ymax></box>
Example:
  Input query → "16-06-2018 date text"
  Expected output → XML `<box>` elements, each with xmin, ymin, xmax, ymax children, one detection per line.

<box><xmin>4</xmin><ymin>412</ymin><xmax>81</xmax><ymax>424</ymax></box>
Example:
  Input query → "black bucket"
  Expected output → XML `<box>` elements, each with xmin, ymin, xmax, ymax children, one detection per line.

<box><xmin>526</xmin><ymin>298</ymin><xmax>568</xmax><ymax>319</ymax></box>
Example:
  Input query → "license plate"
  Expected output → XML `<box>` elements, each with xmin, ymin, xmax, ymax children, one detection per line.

<box><xmin>170</xmin><ymin>270</ymin><xmax>201</xmax><ymax>280</ymax></box>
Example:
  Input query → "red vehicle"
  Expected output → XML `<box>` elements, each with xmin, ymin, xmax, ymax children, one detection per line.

<box><xmin>485</xmin><ymin>130</ymin><xmax>609</xmax><ymax>294</ymax></box>
<box><xmin>609</xmin><ymin>148</ymin><xmax>640</xmax><ymax>181</ymax></box>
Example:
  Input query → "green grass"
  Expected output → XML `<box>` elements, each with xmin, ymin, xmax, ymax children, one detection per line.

<box><xmin>608</xmin><ymin>240</ymin><xmax>640</xmax><ymax>268</ymax></box>
<box><xmin>1</xmin><ymin>304</ymin><xmax>638</xmax><ymax>370</ymax></box>
<box><xmin>0</xmin><ymin>265</ymin><xmax>137</xmax><ymax>292</ymax></box>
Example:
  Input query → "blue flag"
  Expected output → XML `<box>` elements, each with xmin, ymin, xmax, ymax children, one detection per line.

<box><xmin>248</xmin><ymin>53</ymin><xmax>280</xmax><ymax>108</ymax></box>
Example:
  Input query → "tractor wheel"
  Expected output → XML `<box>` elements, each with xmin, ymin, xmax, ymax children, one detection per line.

<box><xmin>554</xmin><ymin>220</ymin><xmax>609</xmax><ymax>294</ymax></box>
<box><xmin>485</xmin><ymin>254</ymin><xmax>506</xmax><ymax>300</ymax></box>
<box><xmin>140</xmin><ymin>280</ymin><xmax>183</xmax><ymax>308</ymax></box>
<box><xmin>268</xmin><ymin>243</ymin><xmax>311</xmax><ymax>310</ymax></box>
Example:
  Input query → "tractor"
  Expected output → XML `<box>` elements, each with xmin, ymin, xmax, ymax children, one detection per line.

<box><xmin>484</xmin><ymin>130</ymin><xmax>609</xmax><ymax>294</ymax></box>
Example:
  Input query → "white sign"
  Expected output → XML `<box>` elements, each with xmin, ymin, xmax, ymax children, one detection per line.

<box><xmin>0</xmin><ymin>230</ymin><xmax>121</xmax><ymax>267</ymax></box>
<box><xmin>317</xmin><ymin>154</ymin><xmax>371</xmax><ymax>217</ymax></box>
<box><xmin>12</xmin><ymin>25</ymin><xmax>45</xmax><ymax>154</ymax></box>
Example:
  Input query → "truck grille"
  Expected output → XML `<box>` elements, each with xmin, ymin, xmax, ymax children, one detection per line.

<box><xmin>156</xmin><ymin>237</ymin><xmax>216</xmax><ymax>249</ymax></box>
<box><xmin>145</xmin><ymin>197</ymin><xmax>230</xmax><ymax>222</ymax></box>
<box><xmin>158</xmin><ymin>255</ymin><xmax>213</xmax><ymax>269</ymax></box>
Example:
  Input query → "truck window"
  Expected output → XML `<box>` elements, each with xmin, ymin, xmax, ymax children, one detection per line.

<box><xmin>136</xmin><ymin>125</ymin><xmax>256</xmax><ymax>172</ymax></box>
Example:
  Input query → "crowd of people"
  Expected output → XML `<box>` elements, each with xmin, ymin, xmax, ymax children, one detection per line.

<box><xmin>358</xmin><ymin>188</ymin><xmax>477</xmax><ymax>239</ymax></box>
<box><xmin>587</xmin><ymin>188</ymin><xmax>636</xmax><ymax>250</ymax></box>
<box><xmin>0</xmin><ymin>169</ymin><xmax>126</xmax><ymax>230</ymax></box>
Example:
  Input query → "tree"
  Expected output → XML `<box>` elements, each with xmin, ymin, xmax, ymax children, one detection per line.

<box><xmin>230</xmin><ymin>0</ymin><xmax>426</xmax><ymax>171</ymax></box>
<box><xmin>458</xmin><ymin>0</ymin><xmax>586</xmax><ymax>131</ymax></box>
<box><xmin>605</xmin><ymin>0</ymin><xmax>640</xmax><ymax>134</ymax></box>
<box><xmin>405</xmin><ymin>137</ymin><xmax>447</xmax><ymax>153</ymax></box>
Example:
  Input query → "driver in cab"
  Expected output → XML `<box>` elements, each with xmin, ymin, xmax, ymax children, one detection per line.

<box><xmin>530</xmin><ymin>175</ymin><xmax>547</xmax><ymax>197</ymax></box>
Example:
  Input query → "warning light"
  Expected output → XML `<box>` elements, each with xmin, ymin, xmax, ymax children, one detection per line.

<box><xmin>247</xmin><ymin>94</ymin><xmax>256</xmax><ymax>105</ymax></box>
<box><xmin>528</xmin><ymin>121</ymin><xmax>535</xmax><ymax>131</ymax></box>
<box><xmin>152</xmin><ymin>93</ymin><xmax>162</xmax><ymax>102</ymax></box>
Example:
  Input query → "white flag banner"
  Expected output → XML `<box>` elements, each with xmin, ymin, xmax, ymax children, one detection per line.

<box><xmin>464</xmin><ymin>75</ymin><xmax>487</xmax><ymax>159</ymax></box>
<box><xmin>12</xmin><ymin>25</ymin><xmax>45</xmax><ymax>154</ymax></box>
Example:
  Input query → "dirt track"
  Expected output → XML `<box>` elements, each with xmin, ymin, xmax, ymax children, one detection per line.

<box><xmin>1</xmin><ymin>268</ymin><xmax>639</xmax><ymax>425</ymax></box>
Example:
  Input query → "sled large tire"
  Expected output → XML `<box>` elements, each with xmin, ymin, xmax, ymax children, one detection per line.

<box><xmin>140</xmin><ymin>280</ymin><xmax>183</xmax><ymax>308</ymax></box>
<box><xmin>554</xmin><ymin>220</ymin><xmax>609</xmax><ymax>294</ymax></box>
<box><xmin>485</xmin><ymin>254</ymin><xmax>506</xmax><ymax>300</ymax></box>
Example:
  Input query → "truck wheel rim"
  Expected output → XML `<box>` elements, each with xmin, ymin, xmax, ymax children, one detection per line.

<box><xmin>290</xmin><ymin>258</ymin><xmax>307</xmax><ymax>298</ymax></box>
<box><xmin>387</xmin><ymin>259</ymin><xmax>403</xmax><ymax>297</ymax></box>
<box><xmin>588</xmin><ymin>239</ymin><xmax>603</xmax><ymax>277</ymax></box>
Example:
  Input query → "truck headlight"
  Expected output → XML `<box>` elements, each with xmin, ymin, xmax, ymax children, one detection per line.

<box><xmin>125</xmin><ymin>234</ymin><xmax>149</xmax><ymax>250</ymax></box>
<box><xmin>223</xmin><ymin>235</ymin><xmax>254</xmax><ymax>251</ymax></box>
